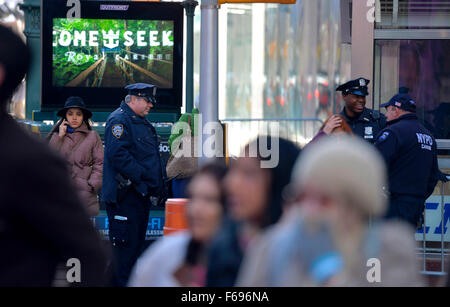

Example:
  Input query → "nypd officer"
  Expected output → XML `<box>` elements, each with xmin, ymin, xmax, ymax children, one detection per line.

<box><xmin>336</xmin><ymin>78</ymin><xmax>386</xmax><ymax>143</ymax></box>
<box><xmin>375</xmin><ymin>88</ymin><xmax>440</xmax><ymax>228</ymax></box>
<box><xmin>102</xmin><ymin>83</ymin><xmax>168</xmax><ymax>286</ymax></box>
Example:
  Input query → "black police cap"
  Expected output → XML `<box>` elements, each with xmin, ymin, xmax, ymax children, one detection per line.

<box><xmin>125</xmin><ymin>83</ymin><xmax>157</xmax><ymax>104</ymax></box>
<box><xmin>380</xmin><ymin>87</ymin><xmax>416</xmax><ymax>113</ymax></box>
<box><xmin>336</xmin><ymin>78</ymin><xmax>370</xmax><ymax>97</ymax></box>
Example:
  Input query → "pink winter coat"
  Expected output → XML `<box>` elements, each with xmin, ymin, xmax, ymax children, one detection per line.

<box><xmin>49</xmin><ymin>123</ymin><xmax>103</xmax><ymax>216</ymax></box>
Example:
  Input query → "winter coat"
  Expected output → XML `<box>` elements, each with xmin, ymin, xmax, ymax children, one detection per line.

<box><xmin>49</xmin><ymin>123</ymin><xmax>103</xmax><ymax>216</ymax></box>
<box><xmin>237</xmin><ymin>208</ymin><xmax>424</xmax><ymax>287</ymax></box>
<box><xmin>128</xmin><ymin>231</ymin><xmax>191</xmax><ymax>287</ymax></box>
<box><xmin>206</xmin><ymin>219</ymin><xmax>245</xmax><ymax>287</ymax></box>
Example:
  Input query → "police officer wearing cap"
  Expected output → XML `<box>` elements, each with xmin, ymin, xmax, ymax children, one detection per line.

<box><xmin>336</xmin><ymin>78</ymin><xmax>387</xmax><ymax>143</ymax></box>
<box><xmin>102</xmin><ymin>83</ymin><xmax>168</xmax><ymax>286</ymax></box>
<box><xmin>375</xmin><ymin>88</ymin><xmax>441</xmax><ymax>228</ymax></box>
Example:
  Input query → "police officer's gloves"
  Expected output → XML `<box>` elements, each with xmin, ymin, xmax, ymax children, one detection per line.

<box><xmin>150</xmin><ymin>185</ymin><xmax>168</xmax><ymax>209</ymax></box>
<box><xmin>438</xmin><ymin>171</ymin><xmax>449</xmax><ymax>182</ymax></box>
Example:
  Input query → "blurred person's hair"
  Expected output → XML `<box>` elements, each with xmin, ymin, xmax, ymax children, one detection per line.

<box><xmin>319</xmin><ymin>114</ymin><xmax>353</xmax><ymax>135</ymax></box>
<box><xmin>244</xmin><ymin>136</ymin><xmax>301</xmax><ymax>228</ymax></box>
<box><xmin>290</xmin><ymin>136</ymin><xmax>387</xmax><ymax>219</ymax></box>
<box><xmin>0</xmin><ymin>24</ymin><xmax>31</xmax><ymax>112</ymax></box>
<box><xmin>185</xmin><ymin>160</ymin><xmax>229</xmax><ymax>266</ymax></box>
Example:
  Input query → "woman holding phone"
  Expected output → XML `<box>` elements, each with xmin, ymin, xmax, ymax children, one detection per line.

<box><xmin>48</xmin><ymin>96</ymin><xmax>104</xmax><ymax>216</ymax></box>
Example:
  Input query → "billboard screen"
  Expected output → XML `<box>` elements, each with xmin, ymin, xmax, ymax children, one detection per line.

<box><xmin>52</xmin><ymin>18</ymin><xmax>175</xmax><ymax>89</ymax></box>
<box><xmin>41</xmin><ymin>1</ymin><xmax>183</xmax><ymax>110</ymax></box>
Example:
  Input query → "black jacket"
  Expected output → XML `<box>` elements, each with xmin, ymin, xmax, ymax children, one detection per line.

<box><xmin>206</xmin><ymin>218</ymin><xmax>243</xmax><ymax>287</ymax></box>
<box><xmin>0</xmin><ymin>113</ymin><xmax>108</xmax><ymax>286</ymax></box>
<box><xmin>374</xmin><ymin>113</ymin><xmax>440</xmax><ymax>199</ymax></box>
<box><xmin>102</xmin><ymin>101</ymin><xmax>166</xmax><ymax>203</ymax></box>
<box><xmin>340</xmin><ymin>107</ymin><xmax>387</xmax><ymax>143</ymax></box>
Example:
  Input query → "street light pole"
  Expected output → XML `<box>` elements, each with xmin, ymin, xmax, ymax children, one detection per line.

<box><xmin>199</xmin><ymin>0</ymin><xmax>219</xmax><ymax>166</ymax></box>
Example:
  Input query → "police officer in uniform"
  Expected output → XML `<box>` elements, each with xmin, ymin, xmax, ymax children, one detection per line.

<box><xmin>336</xmin><ymin>78</ymin><xmax>387</xmax><ymax>143</ymax></box>
<box><xmin>102</xmin><ymin>83</ymin><xmax>168</xmax><ymax>286</ymax></box>
<box><xmin>375</xmin><ymin>88</ymin><xmax>440</xmax><ymax>228</ymax></box>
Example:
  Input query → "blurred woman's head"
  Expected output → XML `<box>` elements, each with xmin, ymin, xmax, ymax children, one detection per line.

<box><xmin>186</xmin><ymin>162</ymin><xmax>228</xmax><ymax>243</ymax></box>
<box><xmin>224</xmin><ymin>136</ymin><xmax>301</xmax><ymax>229</ymax></box>
<box><xmin>290</xmin><ymin>136</ymin><xmax>387</xmax><ymax>229</ymax></box>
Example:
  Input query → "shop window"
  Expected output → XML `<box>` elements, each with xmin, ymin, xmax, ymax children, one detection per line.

<box><xmin>375</xmin><ymin>39</ymin><xmax>450</xmax><ymax>140</ymax></box>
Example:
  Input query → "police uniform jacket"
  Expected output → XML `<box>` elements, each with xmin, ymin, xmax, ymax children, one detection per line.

<box><xmin>340</xmin><ymin>107</ymin><xmax>387</xmax><ymax>143</ymax></box>
<box><xmin>102</xmin><ymin>101</ymin><xmax>165</xmax><ymax>203</ymax></box>
<box><xmin>375</xmin><ymin>113</ymin><xmax>440</xmax><ymax>199</ymax></box>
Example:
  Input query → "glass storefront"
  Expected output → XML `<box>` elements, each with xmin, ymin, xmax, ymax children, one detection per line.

<box><xmin>375</xmin><ymin>39</ymin><xmax>450</xmax><ymax>140</ymax></box>
<box><xmin>377</xmin><ymin>0</ymin><xmax>450</xmax><ymax>29</ymax></box>
<box><xmin>193</xmin><ymin>0</ymin><xmax>351</xmax><ymax>153</ymax></box>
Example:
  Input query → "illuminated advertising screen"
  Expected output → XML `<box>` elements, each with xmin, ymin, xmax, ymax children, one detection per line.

<box><xmin>52</xmin><ymin>18</ymin><xmax>174</xmax><ymax>89</ymax></box>
<box><xmin>42</xmin><ymin>1</ymin><xmax>183</xmax><ymax>110</ymax></box>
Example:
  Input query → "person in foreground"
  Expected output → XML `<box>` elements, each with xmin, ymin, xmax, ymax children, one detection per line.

<box><xmin>128</xmin><ymin>162</ymin><xmax>228</xmax><ymax>287</ymax></box>
<box><xmin>0</xmin><ymin>24</ymin><xmax>107</xmax><ymax>286</ymax></box>
<box><xmin>237</xmin><ymin>136</ymin><xmax>424</xmax><ymax>287</ymax></box>
<box><xmin>206</xmin><ymin>137</ymin><xmax>301</xmax><ymax>287</ymax></box>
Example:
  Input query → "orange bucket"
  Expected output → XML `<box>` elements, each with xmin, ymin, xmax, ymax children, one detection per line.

<box><xmin>163</xmin><ymin>198</ymin><xmax>189</xmax><ymax>236</ymax></box>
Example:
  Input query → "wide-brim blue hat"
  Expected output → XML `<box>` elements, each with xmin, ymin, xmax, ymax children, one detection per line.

<box><xmin>57</xmin><ymin>96</ymin><xmax>93</xmax><ymax>119</ymax></box>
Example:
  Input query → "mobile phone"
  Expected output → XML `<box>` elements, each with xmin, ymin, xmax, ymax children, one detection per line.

<box><xmin>61</xmin><ymin>118</ymin><xmax>75</xmax><ymax>134</ymax></box>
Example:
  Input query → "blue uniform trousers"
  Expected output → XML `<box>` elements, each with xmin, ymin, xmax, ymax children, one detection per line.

<box><xmin>106</xmin><ymin>188</ymin><xmax>150</xmax><ymax>287</ymax></box>
<box><xmin>385</xmin><ymin>195</ymin><xmax>425</xmax><ymax>229</ymax></box>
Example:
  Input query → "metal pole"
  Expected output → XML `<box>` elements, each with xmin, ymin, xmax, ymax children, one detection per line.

<box><xmin>19</xmin><ymin>0</ymin><xmax>41</xmax><ymax>120</ymax></box>
<box><xmin>199</xmin><ymin>0</ymin><xmax>219</xmax><ymax>166</ymax></box>
<box><xmin>423</xmin><ymin>203</ymin><xmax>426</xmax><ymax>272</ymax></box>
<box><xmin>182</xmin><ymin>0</ymin><xmax>198</xmax><ymax>114</ymax></box>
<box><xmin>441</xmin><ymin>181</ymin><xmax>445</xmax><ymax>272</ymax></box>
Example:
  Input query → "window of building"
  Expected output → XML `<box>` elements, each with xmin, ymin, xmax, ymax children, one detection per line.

<box><xmin>376</xmin><ymin>0</ymin><xmax>450</xmax><ymax>29</ymax></box>
<box><xmin>375</xmin><ymin>40</ymin><xmax>450</xmax><ymax>140</ymax></box>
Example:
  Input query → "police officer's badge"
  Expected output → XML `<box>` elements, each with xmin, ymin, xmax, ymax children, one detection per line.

<box><xmin>360</xmin><ymin>79</ymin><xmax>366</xmax><ymax>87</ymax></box>
<box><xmin>112</xmin><ymin>124</ymin><xmax>124</xmax><ymax>139</ymax></box>
<box><xmin>378</xmin><ymin>131</ymin><xmax>390</xmax><ymax>143</ymax></box>
<box><xmin>364</xmin><ymin>126</ymin><xmax>373</xmax><ymax>139</ymax></box>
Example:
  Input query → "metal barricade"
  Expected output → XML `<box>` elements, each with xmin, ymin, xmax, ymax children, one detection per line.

<box><xmin>221</xmin><ymin>118</ymin><xmax>324</xmax><ymax>157</ymax></box>
<box><xmin>418</xmin><ymin>139</ymin><xmax>450</xmax><ymax>281</ymax></box>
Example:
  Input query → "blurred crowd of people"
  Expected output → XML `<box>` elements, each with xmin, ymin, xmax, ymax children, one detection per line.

<box><xmin>129</xmin><ymin>135</ymin><xmax>426</xmax><ymax>287</ymax></box>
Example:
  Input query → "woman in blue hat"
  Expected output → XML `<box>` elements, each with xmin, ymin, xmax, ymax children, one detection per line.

<box><xmin>48</xmin><ymin>96</ymin><xmax>104</xmax><ymax>216</ymax></box>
